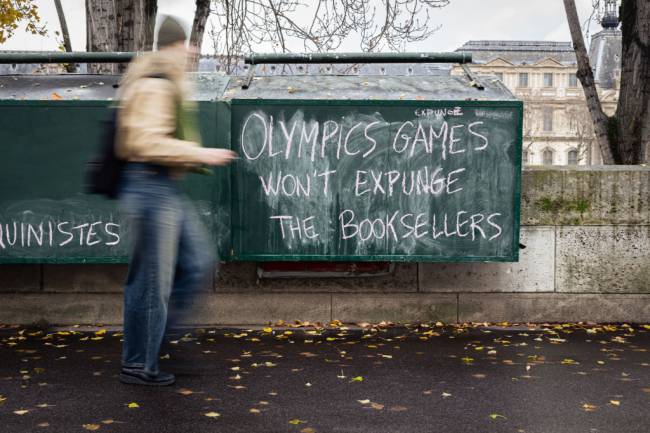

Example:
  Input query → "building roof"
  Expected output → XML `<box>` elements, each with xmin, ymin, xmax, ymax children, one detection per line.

<box><xmin>588</xmin><ymin>29</ymin><xmax>622</xmax><ymax>89</ymax></box>
<box><xmin>456</xmin><ymin>40</ymin><xmax>577</xmax><ymax>65</ymax></box>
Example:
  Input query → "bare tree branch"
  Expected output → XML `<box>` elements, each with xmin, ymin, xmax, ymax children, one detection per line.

<box><xmin>206</xmin><ymin>0</ymin><xmax>449</xmax><ymax>72</ymax></box>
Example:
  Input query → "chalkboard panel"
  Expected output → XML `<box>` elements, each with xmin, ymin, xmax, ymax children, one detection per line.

<box><xmin>231</xmin><ymin>100</ymin><xmax>523</xmax><ymax>262</ymax></box>
<box><xmin>0</xmin><ymin>101</ymin><xmax>227</xmax><ymax>263</ymax></box>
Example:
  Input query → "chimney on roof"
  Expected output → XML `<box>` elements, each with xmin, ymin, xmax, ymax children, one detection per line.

<box><xmin>601</xmin><ymin>0</ymin><xmax>620</xmax><ymax>29</ymax></box>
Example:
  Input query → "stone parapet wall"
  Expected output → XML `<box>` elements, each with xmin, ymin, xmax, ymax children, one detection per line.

<box><xmin>2</xmin><ymin>167</ymin><xmax>650</xmax><ymax>324</ymax></box>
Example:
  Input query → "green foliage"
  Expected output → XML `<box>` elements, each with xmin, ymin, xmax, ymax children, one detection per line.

<box><xmin>535</xmin><ymin>197</ymin><xmax>591</xmax><ymax>215</ymax></box>
<box><xmin>0</xmin><ymin>0</ymin><xmax>46</xmax><ymax>43</ymax></box>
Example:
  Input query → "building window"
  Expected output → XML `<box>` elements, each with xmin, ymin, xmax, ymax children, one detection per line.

<box><xmin>543</xmin><ymin>148</ymin><xmax>554</xmax><ymax>165</ymax></box>
<box><xmin>522</xmin><ymin>150</ymin><xmax>532</xmax><ymax>165</ymax></box>
<box><xmin>518</xmin><ymin>72</ymin><xmax>529</xmax><ymax>87</ymax></box>
<box><xmin>569</xmin><ymin>73</ymin><xmax>578</xmax><ymax>87</ymax></box>
<box><xmin>543</xmin><ymin>72</ymin><xmax>554</xmax><ymax>87</ymax></box>
<box><xmin>543</xmin><ymin>108</ymin><xmax>554</xmax><ymax>132</ymax></box>
<box><xmin>495</xmin><ymin>72</ymin><xmax>504</xmax><ymax>82</ymax></box>
<box><xmin>567</xmin><ymin>149</ymin><xmax>579</xmax><ymax>165</ymax></box>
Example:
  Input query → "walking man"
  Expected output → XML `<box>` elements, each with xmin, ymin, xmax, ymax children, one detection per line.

<box><xmin>115</xmin><ymin>15</ymin><xmax>236</xmax><ymax>386</ymax></box>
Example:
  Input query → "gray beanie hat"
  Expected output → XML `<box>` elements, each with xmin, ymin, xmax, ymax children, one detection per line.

<box><xmin>157</xmin><ymin>16</ymin><xmax>187</xmax><ymax>48</ymax></box>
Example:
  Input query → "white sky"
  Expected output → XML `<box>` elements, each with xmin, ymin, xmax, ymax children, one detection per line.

<box><xmin>1</xmin><ymin>0</ymin><xmax>598</xmax><ymax>53</ymax></box>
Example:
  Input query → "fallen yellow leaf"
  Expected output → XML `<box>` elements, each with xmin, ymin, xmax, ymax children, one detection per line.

<box><xmin>582</xmin><ymin>403</ymin><xmax>597</xmax><ymax>412</ymax></box>
<box><xmin>13</xmin><ymin>409</ymin><xmax>29</xmax><ymax>415</ymax></box>
<box><xmin>489</xmin><ymin>413</ymin><xmax>507</xmax><ymax>420</ymax></box>
<box><xmin>127</xmin><ymin>402</ymin><xmax>139</xmax><ymax>409</ymax></box>
<box><xmin>350</xmin><ymin>376</ymin><xmax>363</xmax><ymax>382</ymax></box>
<box><xmin>300</xmin><ymin>428</ymin><xmax>316</xmax><ymax>433</ymax></box>
<box><xmin>289</xmin><ymin>419</ymin><xmax>307</xmax><ymax>425</ymax></box>
<box><xmin>82</xmin><ymin>424</ymin><xmax>101</xmax><ymax>431</ymax></box>
<box><xmin>204</xmin><ymin>411</ymin><xmax>220</xmax><ymax>418</ymax></box>
<box><xmin>609</xmin><ymin>400</ymin><xmax>621</xmax><ymax>406</ymax></box>
<box><xmin>177</xmin><ymin>388</ymin><xmax>194</xmax><ymax>396</ymax></box>
<box><xmin>249</xmin><ymin>408</ymin><xmax>261</xmax><ymax>414</ymax></box>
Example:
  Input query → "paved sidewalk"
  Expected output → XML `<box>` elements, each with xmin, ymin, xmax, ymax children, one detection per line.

<box><xmin>1</xmin><ymin>323</ymin><xmax>649</xmax><ymax>433</ymax></box>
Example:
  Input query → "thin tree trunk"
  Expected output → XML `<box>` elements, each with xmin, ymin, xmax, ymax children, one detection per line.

<box><xmin>190</xmin><ymin>0</ymin><xmax>211</xmax><ymax>70</ymax></box>
<box><xmin>617</xmin><ymin>0</ymin><xmax>650</xmax><ymax>163</ymax></box>
<box><xmin>563</xmin><ymin>0</ymin><xmax>615</xmax><ymax>164</ymax></box>
<box><xmin>54</xmin><ymin>0</ymin><xmax>75</xmax><ymax>72</ymax></box>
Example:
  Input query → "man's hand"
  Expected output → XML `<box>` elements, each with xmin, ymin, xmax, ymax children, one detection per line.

<box><xmin>200</xmin><ymin>148</ymin><xmax>238</xmax><ymax>166</ymax></box>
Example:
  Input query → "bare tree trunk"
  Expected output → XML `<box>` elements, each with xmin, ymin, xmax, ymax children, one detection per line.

<box><xmin>86</xmin><ymin>0</ymin><xmax>157</xmax><ymax>74</ymax></box>
<box><xmin>617</xmin><ymin>0</ymin><xmax>650</xmax><ymax>163</ymax></box>
<box><xmin>54</xmin><ymin>0</ymin><xmax>75</xmax><ymax>72</ymax></box>
<box><xmin>134</xmin><ymin>0</ymin><xmax>157</xmax><ymax>50</ymax></box>
<box><xmin>190</xmin><ymin>0</ymin><xmax>211</xmax><ymax>70</ymax></box>
<box><xmin>116</xmin><ymin>0</ymin><xmax>135</xmax><ymax>51</ymax></box>
<box><xmin>86</xmin><ymin>0</ymin><xmax>118</xmax><ymax>74</ymax></box>
<box><xmin>563</xmin><ymin>0</ymin><xmax>616</xmax><ymax>164</ymax></box>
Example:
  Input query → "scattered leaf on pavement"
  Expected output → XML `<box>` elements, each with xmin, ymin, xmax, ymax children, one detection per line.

<box><xmin>289</xmin><ymin>419</ymin><xmax>307</xmax><ymax>425</ymax></box>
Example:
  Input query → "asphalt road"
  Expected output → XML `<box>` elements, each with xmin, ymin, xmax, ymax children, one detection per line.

<box><xmin>1</xmin><ymin>323</ymin><xmax>649</xmax><ymax>433</ymax></box>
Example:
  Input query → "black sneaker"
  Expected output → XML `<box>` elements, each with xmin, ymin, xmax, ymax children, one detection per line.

<box><xmin>119</xmin><ymin>368</ymin><xmax>175</xmax><ymax>386</ymax></box>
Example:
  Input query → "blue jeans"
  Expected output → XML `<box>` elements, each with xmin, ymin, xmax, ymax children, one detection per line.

<box><xmin>118</xmin><ymin>163</ymin><xmax>215</xmax><ymax>375</ymax></box>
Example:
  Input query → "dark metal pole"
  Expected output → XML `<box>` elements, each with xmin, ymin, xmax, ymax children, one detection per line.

<box><xmin>245</xmin><ymin>52</ymin><xmax>472</xmax><ymax>65</ymax></box>
<box><xmin>0</xmin><ymin>52</ymin><xmax>139</xmax><ymax>64</ymax></box>
<box><xmin>0</xmin><ymin>51</ymin><xmax>472</xmax><ymax>65</ymax></box>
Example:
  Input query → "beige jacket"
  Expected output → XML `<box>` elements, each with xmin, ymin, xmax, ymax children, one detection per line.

<box><xmin>116</xmin><ymin>49</ymin><xmax>205</xmax><ymax>167</ymax></box>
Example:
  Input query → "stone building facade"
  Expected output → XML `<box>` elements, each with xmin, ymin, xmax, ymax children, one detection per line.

<box><xmin>453</xmin><ymin>24</ymin><xmax>621</xmax><ymax>166</ymax></box>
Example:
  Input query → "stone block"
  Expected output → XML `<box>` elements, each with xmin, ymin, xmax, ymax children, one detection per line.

<box><xmin>0</xmin><ymin>294</ymin><xmax>122</xmax><ymax>325</ymax></box>
<box><xmin>458</xmin><ymin>293</ymin><xmax>650</xmax><ymax>323</ymax></box>
<box><xmin>419</xmin><ymin>226</ymin><xmax>554</xmax><ymax>292</ymax></box>
<box><xmin>332</xmin><ymin>294</ymin><xmax>457</xmax><ymax>323</ymax></box>
<box><xmin>43</xmin><ymin>264</ymin><xmax>128</xmax><ymax>293</ymax></box>
<box><xmin>189</xmin><ymin>293</ymin><xmax>332</xmax><ymax>325</ymax></box>
<box><xmin>556</xmin><ymin>226</ymin><xmax>650</xmax><ymax>293</ymax></box>
<box><xmin>0</xmin><ymin>264</ymin><xmax>41</xmax><ymax>292</ymax></box>
<box><xmin>522</xmin><ymin>166</ymin><xmax>650</xmax><ymax>225</ymax></box>
<box><xmin>0</xmin><ymin>293</ymin><xmax>332</xmax><ymax>326</ymax></box>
